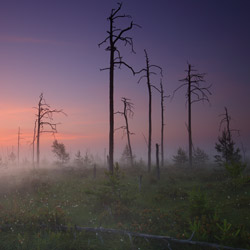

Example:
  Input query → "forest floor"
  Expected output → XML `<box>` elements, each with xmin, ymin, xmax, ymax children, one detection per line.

<box><xmin>0</xmin><ymin>164</ymin><xmax>249</xmax><ymax>249</ymax></box>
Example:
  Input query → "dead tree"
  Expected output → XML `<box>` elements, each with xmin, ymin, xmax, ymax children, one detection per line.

<box><xmin>215</xmin><ymin>107</ymin><xmax>241</xmax><ymax>165</ymax></box>
<box><xmin>156</xmin><ymin>143</ymin><xmax>160</xmax><ymax>180</ymax></box>
<box><xmin>138</xmin><ymin>49</ymin><xmax>162</xmax><ymax>172</ymax></box>
<box><xmin>152</xmin><ymin>79</ymin><xmax>169</xmax><ymax>167</ymax></box>
<box><xmin>17</xmin><ymin>127</ymin><xmax>20</xmax><ymax>167</ymax></box>
<box><xmin>99</xmin><ymin>2</ymin><xmax>139</xmax><ymax>174</ymax></box>
<box><xmin>174</xmin><ymin>63</ymin><xmax>211</xmax><ymax>168</ymax></box>
<box><xmin>115</xmin><ymin>97</ymin><xmax>135</xmax><ymax>167</ymax></box>
<box><xmin>31</xmin><ymin>120</ymin><xmax>37</xmax><ymax>168</ymax></box>
<box><xmin>34</xmin><ymin>93</ymin><xmax>66</xmax><ymax>167</ymax></box>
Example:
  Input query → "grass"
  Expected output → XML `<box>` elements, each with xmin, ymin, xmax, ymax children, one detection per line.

<box><xmin>0</xmin><ymin>164</ymin><xmax>249</xmax><ymax>249</ymax></box>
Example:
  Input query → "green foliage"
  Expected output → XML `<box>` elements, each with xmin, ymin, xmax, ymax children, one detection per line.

<box><xmin>225</xmin><ymin>161</ymin><xmax>246</xmax><ymax>179</ymax></box>
<box><xmin>0</xmin><ymin>166</ymin><xmax>249</xmax><ymax>249</ymax></box>
<box><xmin>172</xmin><ymin>147</ymin><xmax>188</xmax><ymax>167</ymax></box>
<box><xmin>193</xmin><ymin>147</ymin><xmax>209</xmax><ymax>167</ymax></box>
<box><xmin>188</xmin><ymin>188</ymin><xmax>213</xmax><ymax>218</ymax></box>
<box><xmin>189</xmin><ymin>218</ymin><xmax>209</xmax><ymax>241</ymax></box>
<box><xmin>215</xmin><ymin>129</ymin><xmax>241</xmax><ymax>166</ymax></box>
<box><xmin>51</xmin><ymin>140</ymin><xmax>70</xmax><ymax>165</ymax></box>
<box><xmin>215</xmin><ymin>219</ymin><xmax>240</xmax><ymax>243</ymax></box>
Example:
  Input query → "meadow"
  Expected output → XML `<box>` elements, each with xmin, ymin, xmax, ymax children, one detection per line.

<box><xmin>0</xmin><ymin>163</ymin><xmax>249</xmax><ymax>250</ymax></box>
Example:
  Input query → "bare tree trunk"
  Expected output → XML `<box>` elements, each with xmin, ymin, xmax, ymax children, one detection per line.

<box><xmin>156</xmin><ymin>143</ymin><xmax>160</xmax><ymax>180</ymax></box>
<box><xmin>36</xmin><ymin>95</ymin><xmax>42</xmax><ymax>167</ymax></box>
<box><xmin>124</xmin><ymin>110</ymin><xmax>133</xmax><ymax>167</ymax></box>
<box><xmin>224</xmin><ymin>107</ymin><xmax>231</xmax><ymax>140</ymax></box>
<box><xmin>174</xmin><ymin>63</ymin><xmax>211</xmax><ymax>169</ymax></box>
<box><xmin>145</xmin><ymin>51</ymin><xmax>152</xmax><ymax>172</ymax></box>
<box><xmin>152</xmin><ymin>80</ymin><xmax>167</xmax><ymax>168</ymax></box>
<box><xmin>161</xmin><ymin>94</ymin><xmax>164</xmax><ymax>167</ymax></box>
<box><xmin>138</xmin><ymin>50</ymin><xmax>162</xmax><ymax>172</ymax></box>
<box><xmin>118</xmin><ymin>97</ymin><xmax>134</xmax><ymax>167</ymax></box>
<box><xmin>187</xmin><ymin>64</ymin><xmax>193</xmax><ymax>168</ymax></box>
<box><xmin>159</xmin><ymin>81</ymin><xmax>166</xmax><ymax>167</ymax></box>
<box><xmin>99</xmin><ymin>3</ymin><xmax>138</xmax><ymax>174</ymax></box>
<box><xmin>109</xmin><ymin>37</ymin><xmax>115</xmax><ymax>174</ymax></box>
<box><xmin>17</xmin><ymin>127</ymin><xmax>20</xmax><ymax>167</ymax></box>
<box><xmin>35</xmin><ymin>93</ymin><xmax>66</xmax><ymax>168</ymax></box>
<box><xmin>32</xmin><ymin>120</ymin><xmax>37</xmax><ymax>168</ymax></box>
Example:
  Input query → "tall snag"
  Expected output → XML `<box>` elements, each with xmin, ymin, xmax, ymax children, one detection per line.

<box><xmin>152</xmin><ymin>79</ymin><xmax>169</xmax><ymax>167</ymax></box>
<box><xmin>138</xmin><ymin>49</ymin><xmax>162</xmax><ymax>172</ymax></box>
<box><xmin>174</xmin><ymin>63</ymin><xmax>211</xmax><ymax>168</ymax></box>
<box><xmin>115</xmin><ymin>97</ymin><xmax>134</xmax><ymax>167</ymax></box>
<box><xmin>35</xmin><ymin>93</ymin><xmax>66</xmax><ymax>167</ymax></box>
<box><xmin>99</xmin><ymin>2</ymin><xmax>139</xmax><ymax>174</ymax></box>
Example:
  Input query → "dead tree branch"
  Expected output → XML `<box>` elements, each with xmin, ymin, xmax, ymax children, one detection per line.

<box><xmin>173</xmin><ymin>63</ymin><xmax>211</xmax><ymax>168</ymax></box>
<box><xmin>152</xmin><ymin>79</ymin><xmax>170</xmax><ymax>167</ymax></box>
<box><xmin>34</xmin><ymin>93</ymin><xmax>66</xmax><ymax>167</ymax></box>
<box><xmin>138</xmin><ymin>49</ymin><xmax>162</xmax><ymax>172</ymax></box>
<box><xmin>99</xmin><ymin>2</ymin><xmax>140</xmax><ymax>174</ymax></box>
<box><xmin>115</xmin><ymin>97</ymin><xmax>135</xmax><ymax>166</ymax></box>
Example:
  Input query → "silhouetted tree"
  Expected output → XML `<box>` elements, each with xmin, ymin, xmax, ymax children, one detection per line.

<box><xmin>52</xmin><ymin>140</ymin><xmax>70</xmax><ymax>165</ymax></box>
<box><xmin>115</xmin><ymin>97</ymin><xmax>134</xmax><ymax>167</ymax></box>
<box><xmin>193</xmin><ymin>147</ymin><xmax>209</xmax><ymax>167</ymax></box>
<box><xmin>138</xmin><ymin>50</ymin><xmax>162</xmax><ymax>172</ymax></box>
<box><xmin>74</xmin><ymin>150</ymin><xmax>84</xmax><ymax>168</ymax></box>
<box><xmin>83</xmin><ymin>151</ymin><xmax>93</xmax><ymax>167</ymax></box>
<box><xmin>31</xmin><ymin>120</ymin><xmax>37</xmax><ymax>168</ymax></box>
<box><xmin>215</xmin><ymin>107</ymin><xmax>241</xmax><ymax>166</ymax></box>
<box><xmin>174</xmin><ymin>63</ymin><xmax>211</xmax><ymax>168</ymax></box>
<box><xmin>35</xmin><ymin>93</ymin><xmax>66</xmax><ymax>167</ymax></box>
<box><xmin>152</xmin><ymin>79</ymin><xmax>169</xmax><ymax>167</ymax></box>
<box><xmin>17</xmin><ymin>127</ymin><xmax>21</xmax><ymax>167</ymax></box>
<box><xmin>156</xmin><ymin>143</ymin><xmax>160</xmax><ymax>180</ymax></box>
<box><xmin>173</xmin><ymin>147</ymin><xmax>188</xmax><ymax>167</ymax></box>
<box><xmin>8</xmin><ymin>150</ymin><xmax>16</xmax><ymax>165</ymax></box>
<box><xmin>99</xmin><ymin>2</ymin><xmax>139</xmax><ymax>174</ymax></box>
<box><xmin>120</xmin><ymin>144</ymin><xmax>131</xmax><ymax>166</ymax></box>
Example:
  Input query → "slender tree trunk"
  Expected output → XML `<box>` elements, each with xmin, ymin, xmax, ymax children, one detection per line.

<box><xmin>36</xmin><ymin>96</ymin><xmax>42</xmax><ymax>167</ymax></box>
<box><xmin>123</xmin><ymin>101</ymin><xmax>133</xmax><ymax>167</ymax></box>
<box><xmin>225</xmin><ymin>107</ymin><xmax>231</xmax><ymax>139</ymax></box>
<box><xmin>161</xmin><ymin>98</ymin><xmax>164</xmax><ymax>167</ymax></box>
<box><xmin>156</xmin><ymin>143</ymin><xmax>160</xmax><ymax>180</ymax></box>
<box><xmin>145</xmin><ymin>51</ymin><xmax>152</xmax><ymax>172</ymax></box>
<box><xmin>109</xmin><ymin>20</ymin><xmax>114</xmax><ymax>175</ymax></box>
<box><xmin>188</xmin><ymin>65</ymin><xmax>193</xmax><ymax>168</ymax></box>
<box><xmin>160</xmin><ymin>82</ymin><xmax>164</xmax><ymax>167</ymax></box>
<box><xmin>17</xmin><ymin>127</ymin><xmax>20</xmax><ymax>167</ymax></box>
<box><xmin>32</xmin><ymin>120</ymin><xmax>37</xmax><ymax>168</ymax></box>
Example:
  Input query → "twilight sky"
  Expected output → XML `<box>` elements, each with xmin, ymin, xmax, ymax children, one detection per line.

<box><xmin>0</xmin><ymin>0</ymin><xmax>250</xmax><ymax>163</ymax></box>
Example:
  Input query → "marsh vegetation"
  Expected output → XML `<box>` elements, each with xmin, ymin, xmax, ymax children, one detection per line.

<box><xmin>0</xmin><ymin>163</ymin><xmax>249</xmax><ymax>249</ymax></box>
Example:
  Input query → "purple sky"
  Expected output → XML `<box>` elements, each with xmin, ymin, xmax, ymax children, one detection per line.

<box><xmin>0</xmin><ymin>0</ymin><xmax>249</xmax><ymax>163</ymax></box>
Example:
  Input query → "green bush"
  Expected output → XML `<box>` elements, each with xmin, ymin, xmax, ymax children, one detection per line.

<box><xmin>188</xmin><ymin>188</ymin><xmax>213</xmax><ymax>218</ymax></box>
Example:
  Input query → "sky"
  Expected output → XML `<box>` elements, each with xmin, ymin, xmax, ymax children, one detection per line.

<box><xmin>0</xmin><ymin>0</ymin><xmax>250</xmax><ymax>164</ymax></box>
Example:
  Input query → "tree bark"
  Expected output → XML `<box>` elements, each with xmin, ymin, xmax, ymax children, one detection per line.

<box><xmin>17</xmin><ymin>127</ymin><xmax>20</xmax><ymax>167</ymax></box>
<box><xmin>109</xmin><ymin>20</ymin><xmax>115</xmax><ymax>174</ymax></box>
<box><xmin>36</xmin><ymin>95</ymin><xmax>42</xmax><ymax>167</ymax></box>
<box><xmin>156</xmin><ymin>143</ymin><xmax>160</xmax><ymax>180</ymax></box>
<box><xmin>187</xmin><ymin>64</ymin><xmax>193</xmax><ymax>168</ymax></box>
<box><xmin>145</xmin><ymin>51</ymin><xmax>152</xmax><ymax>172</ymax></box>
<box><xmin>160</xmin><ymin>82</ymin><xmax>165</xmax><ymax>167</ymax></box>
<box><xmin>99</xmin><ymin>3</ymin><xmax>138</xmax><ymax>174</ymax></box>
